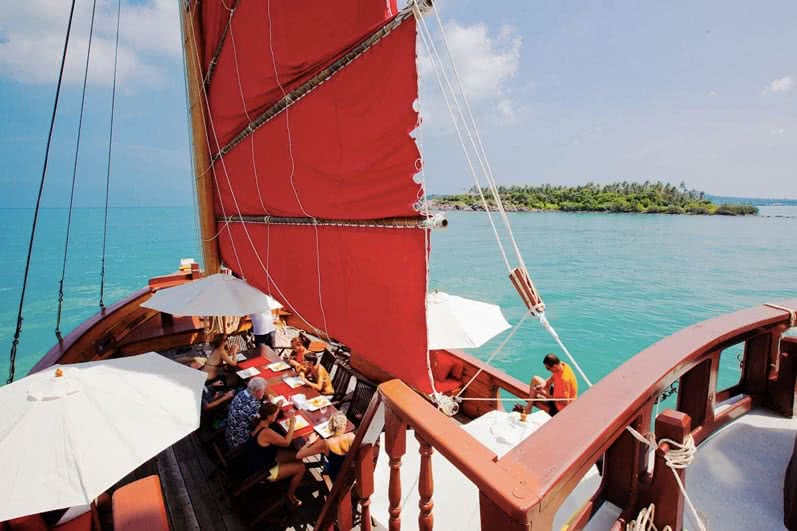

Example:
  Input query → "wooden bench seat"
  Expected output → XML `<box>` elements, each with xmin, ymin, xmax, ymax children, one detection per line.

<box><xmin>112</xmin><ymin>475</ymin><xmax>169</xmax><ymax>531</ymax></box>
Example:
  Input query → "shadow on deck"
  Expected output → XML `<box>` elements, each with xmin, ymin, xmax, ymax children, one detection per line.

<box><xmin>118</xmin><ymin>432</ymin><xmax>331</xmax><ymax>531</ymax></box>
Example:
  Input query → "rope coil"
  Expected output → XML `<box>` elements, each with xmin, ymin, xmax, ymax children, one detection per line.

<box><xmin>625</xmin><ymin>427</ymin><xmax>706</xmax><ymax>531</ymax></box>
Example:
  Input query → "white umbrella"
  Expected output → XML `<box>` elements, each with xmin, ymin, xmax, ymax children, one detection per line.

<box><xmin>426</xmin><ymin>291</ymin><xmax>511</xmax><ymax>349</ymax></box>
<box><xmin>141</xmin><ymin>273</ymin><xmax>282</xmax><ymax>316</ymax></box>
<box><xmin>0</xmin><ymin>353</ymin><xmax>206</xmax><ymax>521</ymax></box>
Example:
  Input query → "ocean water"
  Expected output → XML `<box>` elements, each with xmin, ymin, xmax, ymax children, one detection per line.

<box><xmin>1</xmin><ymin>206</ymin><xmax>795</xmax><ymax>393</ymax></box>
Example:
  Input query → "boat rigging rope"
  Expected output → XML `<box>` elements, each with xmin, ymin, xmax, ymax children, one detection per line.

<box><xmin>415</xmin><ymin>3</ymin><xmax>593</xmax><ymax>403</ymax></box>
<box><xmin>626</xmin><ymin>426</ymin><xmax>707</xmax><ymax>531</ymax></box>
<box><xmin>56</xmin><ymin>0</ymin><xmax>99</xmax><ymax>340</ymax></box>
<box><xmin>184</xmin><ymin>4</ymin><xmax>329</xmax><ymax>341</ymax></box>
<box><xmin>265</xmin><ymin>0</ymin><xmax>331</xmax><ymax>339</ymax></box>
<box><xmin>228</xmin><ymin>9</ymin><xmax>273</xmax><ymax>294</ymax></box>
<box><xmin>99</xmin><ymin>0</ymin><xmax>122</xmax><ymax>310</ymax></box>
<box><xmin>6</xmin><ymin>0</ymin><xmax>78</xmax><ymax>384</ymax></box>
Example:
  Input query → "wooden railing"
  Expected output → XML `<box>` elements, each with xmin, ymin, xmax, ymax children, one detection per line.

<box><xmin>31</xmin><ymin>269</ymin><xmax>204</xmax><ymax>374</ymax></box>
<box><xmin>347</xmin><ymin>301</ymin><xmax>796</xmax><ymax>530</ymax></box>
<box><xmin>441</xmin><ymin>348</ymin><xmax>529</xmax><ymax>418</ymax></box>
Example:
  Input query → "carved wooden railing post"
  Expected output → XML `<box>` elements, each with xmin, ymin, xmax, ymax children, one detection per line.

<box><xmin>416</xmin><ymin>433</ymin><xmax>434</xmax><ymax>530</ymax></box>
<box><xmin>355</xmin><ymin>444</ymin><xmax>375</xmax><ymax>531</ymax></box>
<box><xmin>385</xmin><ymin>407</ymin><xmax>407</xmax><ymax>531</ymax></box>
<box><xmin>647</xmin><ymin>409</ymin><xmax>691</xmax><ymax>531</ymax></box>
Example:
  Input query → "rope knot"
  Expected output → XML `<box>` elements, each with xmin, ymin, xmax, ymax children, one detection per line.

<box><xmin>765</xmin><ymin>303</ymin><xmax>797</xmax><ymax>329</ymax></box>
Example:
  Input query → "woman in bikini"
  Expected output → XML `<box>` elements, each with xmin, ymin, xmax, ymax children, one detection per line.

<box><xmin>203</xmin><ymin>333</ymin><xmax>239</xmax><ymax>383</ymax></box>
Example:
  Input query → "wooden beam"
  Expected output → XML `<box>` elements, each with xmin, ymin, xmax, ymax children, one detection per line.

<box><xmin>181</xmin><ymin>1</ymin><xmax>220</xmax><ymax>274</ymax></box>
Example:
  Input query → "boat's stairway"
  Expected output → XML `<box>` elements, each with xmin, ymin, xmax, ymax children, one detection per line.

<box><xmin>319</xmin><ymin>301</ymin><xmax>797</xmax><ymax>530</ymax></box>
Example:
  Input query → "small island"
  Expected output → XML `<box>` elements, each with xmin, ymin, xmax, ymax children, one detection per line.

<box><xmin>429</xmin><ymin>182</ymin><xmax>758</xmax><ymax>216</ymax></box>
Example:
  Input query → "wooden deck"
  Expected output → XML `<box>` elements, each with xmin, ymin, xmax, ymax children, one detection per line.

<box><xmin>117</xmin><ymin>431</ymin><xmax>336</xmax><ymax>531</ymax></box>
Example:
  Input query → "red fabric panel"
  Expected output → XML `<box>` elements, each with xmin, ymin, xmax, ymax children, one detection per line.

<box><xmin>219</xmin><ymin>223</ymin><xmax>430</xmax><ymax>393</ymax></box>
<box><xmin>211</xmin><ymin>18</ymin><xmax>420</xmax><ymax>219</ymax></box>
<box><xmin>6</xmin><ymin>515</ymin><xmax>46</xmax><ymax>531</ymax></box>
<box><xmin>434</xmin><ymin>379</ymin><xmax>462</xmax><ymax>394</ymax></box>
<box><xmin>206</xmin><ymin>0</ymin><xmax>398</xmax><ymax>145</ymax></box>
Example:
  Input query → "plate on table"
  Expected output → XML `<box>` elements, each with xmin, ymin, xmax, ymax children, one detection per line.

<box><xmin>279</xmin><ymin>415</ymin><xmax>309</xmax><ymax>431</ymax></box>
<box><xmin>313</xmin><ymin>421</ymin><xmax>334</xmax><ymax>439</ymax></box>
<box><xmin>235</xmin><ymin>367</ymin><xmax>260</xmax><ymax>379</ymax></box>
<box><xmin>283</xmin><ymin>376</ymin><xmax>305</xmax><ymax>389</ymax></box>
<box><xmin>267</xmin><ymin>361</ymin><xmax>291</xmax><ymax>372</ymax></box>
<box><xmin>304</xmin><ymin>396</ymin><xmax>332</xmax><ymax>412</ymax></box>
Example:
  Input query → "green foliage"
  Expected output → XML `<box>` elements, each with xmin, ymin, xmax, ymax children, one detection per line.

<box><xmin>431</xmin><ymin>182</ymin><xmax>759</xmax><ymax>216</ymax></box>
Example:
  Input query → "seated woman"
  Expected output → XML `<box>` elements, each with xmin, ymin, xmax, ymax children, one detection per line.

<box><xmin>298</xmin><ymin>352</ymin><xmax>334</xmax><ymax>395</ymax></box>
<box><xmin>246</xmin><ymin>402</ymin><xmax>306</xmax><ymax>508</ymax></box>
<box><xmin>203</xmin><ymin>333</ymin><xmax>240</xmax><ymax>382</ymax></box>
<box><xmin>296</xmin><ymin>413</ymin><xmax>354</xmax><ymax>481</ymax></box>
<box><xmin>286</xmin><ymin>333</ymin><xmax>311</xmax><ymax>369</ymax></box>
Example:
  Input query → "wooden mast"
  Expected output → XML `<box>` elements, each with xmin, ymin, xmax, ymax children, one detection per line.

<box><xmin>180</xmin><ymin>1</ymin><xmax>220</xmax><ymax>274</ymax></box>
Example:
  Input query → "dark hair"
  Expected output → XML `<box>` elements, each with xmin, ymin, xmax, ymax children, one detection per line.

<box><xmin>260</xmin><ymin>402</ymin><xmax>279</xmax><ymax>418</ymax></box>
<box><xmin>211</xmin><ymin>333</ymin><xmax>227</xmax><ymax>349</ymax></box>
<box><xmin>543</xmin><ymin>353</ymin><xmax>560</xmax><ymax>367</ymax></box>
<box><xmin>297</xmin><ymin>333</ymin><xmax>311</xmax><ymax>349</ymax></box>
<box><xmin>304</xmin><ymin>353</ymin><xmax>318</xmax><ymax>365</ymax></box>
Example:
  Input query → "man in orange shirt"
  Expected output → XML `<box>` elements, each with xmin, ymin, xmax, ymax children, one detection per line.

<box><xmin>525</xmin><ymin>353</ymin><xmax>578</xmax><ymax>416</ymax></box>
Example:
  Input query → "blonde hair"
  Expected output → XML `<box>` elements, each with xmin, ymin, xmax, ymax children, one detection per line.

<box><xmin>328</xmin><ymin>412</ymin><xmax>348</xmax><ymax>434</ymax></box>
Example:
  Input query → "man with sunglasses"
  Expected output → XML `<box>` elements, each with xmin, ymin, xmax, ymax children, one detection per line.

<box><xmin>525</xmin><ymin>353</ymin><xmax>578</xmax><ymax>416</ymax></box>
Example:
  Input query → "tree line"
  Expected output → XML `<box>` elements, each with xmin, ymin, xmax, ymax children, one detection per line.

<box><xmin>431</xmin><ymin>181</ymin><xmax>758</xmax><ymax>215</ymax></box>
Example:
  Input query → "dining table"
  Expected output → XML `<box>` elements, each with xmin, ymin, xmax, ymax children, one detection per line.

<box><xmin>236</xmin><ymin>347</ymin><xmax>354</xmax><ymax>447</ymax></box>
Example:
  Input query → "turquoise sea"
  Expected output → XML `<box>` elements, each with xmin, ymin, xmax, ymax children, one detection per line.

<box><xmin>1</xmin><ymin>206</ymin><xmax>795</xmax><ymax>393</ymax></box>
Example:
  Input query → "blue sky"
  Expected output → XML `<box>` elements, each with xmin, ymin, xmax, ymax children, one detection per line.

<box><xmin>1</xmin><ymin>0</ymin><xmax>795</xmax><ymax>208</ymax></box>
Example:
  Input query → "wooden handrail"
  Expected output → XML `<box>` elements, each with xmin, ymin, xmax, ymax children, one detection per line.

<box><xmin>504</xmin><ymin>300</ymin><xmax>795</xmax><ymax>503</ymax></box>
<box><xmin>376</xmin><ymin>300</ymin><xmax>796</xmax><ymax>529</ymax></box>
<box><xmin>379</xmin><ymin>379</ymin><xmax>543</xmax><ymax>522</ymax></box>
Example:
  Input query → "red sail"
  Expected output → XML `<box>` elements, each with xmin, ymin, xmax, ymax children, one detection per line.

<box><xmin>192</xmin><ymin>3</ymin><xmax>432</xmax><ymax>391</ymax></box>
<box><xmin>206</xmin><ymin>1</ymin><xmax>398</xmax><ymax>147</ymax></box>
<box><xmin>212</xmin><ymin>19</ymin><xmax>421</xmax><ymax>219</ymax></box>
<box><xmin>219</xmin><ymin>223</ymin><xmax>431</xmax><ymax>392</ymax></box>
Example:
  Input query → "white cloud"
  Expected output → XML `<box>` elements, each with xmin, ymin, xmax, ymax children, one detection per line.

<box><xmin>0</xmin><ymin>0</ymin><xmax>179</xmax><ymax>87</ymax></box>
<box><xmin>763</xmin><ymin>75</ymin><xmax>794</xmax><ymax>94</ymax></box>
<box><xmin>418</xmin><ymin>20</ymin><xmax>522</xmax><ymax>122</ymax></box>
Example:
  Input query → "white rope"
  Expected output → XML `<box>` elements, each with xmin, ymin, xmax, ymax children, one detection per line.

<box><xmin>429</xmin><ymin>3</ymin><xmax>531</xmax><ymax>277</ymax></box>
<box><xmin>413</xmin><ymin>6</ymin><xmax>512</xmax><ymax>274</ymax></box>
<box><xmin>627</xmin><ymin>504</ymin><xmax>671</xmax><ymax>531</ymax></box>
<box><xmin>266</xmin><ymin>0</ymin><xmax>331</xmax><ymax>338</ymax></box>
<box><xmin>625</xmin><ymin>426</ymin><xmax>706</xmax><ymax>531</ymax></box>
<box><xmin>454</xmin><ymin>310</ymin><xmax>533</xmax><ymax>398</ymax></box>
<box><xmin>539</xmin><ymin>313</ymin><xmax>593</xmax><ymax>387</ymax></box>
<box><xmin>228</xmin><ymin>17</ymin><xmax>273</xmax><ymax>294</ymax></box>
<box><xmin>417</xmin><ymin>5</ymin><xmax>588</xmax><ymax>401</ymax></box>
<box><xmin>415</xmin><ymin>73</ymin><xmax>442</xmax><ymax>402</ymax></box>
<box><xmin>185</xmin><ymin>9</ymin><xmax>327</xmax><ymax>339</ymax></box>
